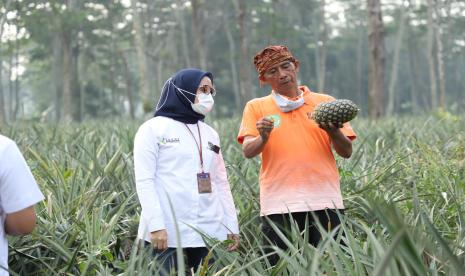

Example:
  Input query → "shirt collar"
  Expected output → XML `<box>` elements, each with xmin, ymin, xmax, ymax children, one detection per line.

<box><xmin>300</xmin><ymin>86</ymin><xmax>313</xmax><ymax>105</ymax></box>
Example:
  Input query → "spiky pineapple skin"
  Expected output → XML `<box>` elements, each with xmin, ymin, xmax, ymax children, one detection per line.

<box><xmin>312</xmin><ymin>99</ymin><xmax>359</xmax><ymax>125</ymax></box>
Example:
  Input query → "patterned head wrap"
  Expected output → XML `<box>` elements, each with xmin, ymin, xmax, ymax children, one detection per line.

<box><xmin>253</xmin><ymin>45</ymin><xmax>298</xmax><ymax>77</ymax></box>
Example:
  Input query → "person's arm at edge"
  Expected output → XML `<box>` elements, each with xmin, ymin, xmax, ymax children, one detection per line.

<box><xmin>1</xmin><ymin>139</ymin><xmax>43</xmax><ymax>236</ymax></box>
<box><xmin>5</xmin><ymin>206</ymin><xmax>37</xmax><ymax>235</ymax></box>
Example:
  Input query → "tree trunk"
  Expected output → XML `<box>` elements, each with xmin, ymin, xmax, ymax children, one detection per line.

<box><xmin>0</xmin><ymin>57</ymin><xmax>6</xmax><ymax>126</ymax></box>
<box><xmin>156</xmin><ymin>59</ymin><xmax>165</xmax><ymax>99</ymax></box>
<box><xmin>62</xmin><ymin>30</ymin><xmax>73</xmax><ymax>121</ymax></box>
<box><xmin>235</xmin><ymin>0</ymin><xmax>255</xmax><ymax>106</ymax></box>
<box><xmin>156</xmin><ymin>58</ymin><xmax>163</xmax><ymax>110</ymax></box>
<box><xmin>386</xmin><ymin>4</ymin><xmax>406</xmax><ymax>115</ymax></box>
<box><xmin>176</xmin><ymin>0</ymin><xmax>191</xmax><ymax>67</ymax></box>
<box><xmin>407</xmin><ymin>27</ymin><xmax>419</xmax><ymax>113</ymax></box>
<box><xmin>80</xmin><ymin>81</ymin><xmax>85</xmax><ymax>121</ymax></box>
<box><xmin>315</xmin><ymin>0</ymin><xmax>327</xmax><ymax>93</ymax></box>
<box><xmin>223</xmin><ymin>13</ymin><xmax>241</xmax><ymax>110</ymax></box>
<box><xmin>109</xmin><ymin>32</ymin><xmax>117</xmax><ymax>115</ymax></box>
<box><xmin>144</xmin><ymin>0</ymin><xmax>155</xmax><ymax>101</ymax></box>
<box><xmin>367</xmin><ymin>0</ymin><xmax>386</xmax><ymax>118</ymax></box>
<box><xmin>356</xmin><ymin>24</ymin><xmax>364</xmax><ymax>107</ymax></box>
<box><xmin>119</xmin><ymin>50</ymin><xmax>135</xmax><ymax>119</ymax></box>
<box><xmin>61</xmin><ymin>0</ymin><xmax>79</xmax><ymax>121</ymax></box>
<box><xmin>72</xmin><ymin>42</ymin><xmax>81</xmax><ymax>121</ymax></box>
<box><xmin>13</xmin><ymin>35</ymin><xmax>20</xmax><ymax>121</ymax></box>
<box><xmin>454</xmin><ymin>23</ymin><xmax>463</xmax><ymax>108</ymax></box>
<box><xmin>168</xmin><ymin>29</ymin><xmax>179</xmax><ymax>70</ymax></box>
<box><xmin>192</xmin><ymin>0</ymin><xmax>207</xmax><ymax>69</ymax></box>
<box><xmin>8</xmin><ymin>45</ymin><xmax>13</xmax><ymax>121</ymax></box>
<box><xmin>457</xmin><ymin>51</ymin><xmax>464</xmax><ymax>104</ymax></box>
<box><xmin>131</xmin><ymin>0</ymin><xmax>151</xmax><ymax>113</ymax></box>
<box><xmin>52</xmin><ymin>31</ymin><xmax>63</xmax><ymax>121</ymax></box>
<box><xmin>427</xmin><ymin>0</ymin><xmax>437</xmax><ymax>109</ymax></box>
<box><xmin>0</xmin><ymin>60</ymin><xmax>5</xmax><ymax>125</ymax></box>
<box><xmin>79</xmin><ymin>47</ymin><xmax>86</xmax><ymax>122</ymax></box>
<box><xmin>435</xmin><ymin>1</ymin><xmax>446</xmax><ymax>110</ymax></box>
<box><xmin>0</xmin><ymin>0</ymin><xmax>12</xmax><ymax>125</ymax></box>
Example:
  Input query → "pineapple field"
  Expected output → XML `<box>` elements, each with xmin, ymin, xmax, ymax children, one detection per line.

<box><xmin>5</xmin><ymin>113</ymin><xmax>465</xmax><ymax>275</ymax></box>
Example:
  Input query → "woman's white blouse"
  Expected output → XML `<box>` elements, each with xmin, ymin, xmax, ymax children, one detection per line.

<box><xmin>134</xmin><ymin>116</ymin><xmax>239</xmax><ymax>247</ymax></box>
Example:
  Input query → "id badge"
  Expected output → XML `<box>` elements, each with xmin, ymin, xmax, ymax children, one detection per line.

<box><xmin>197</xmin><ymin>172</ymin><xmax>212</xmax><ymax>193</ymax></box>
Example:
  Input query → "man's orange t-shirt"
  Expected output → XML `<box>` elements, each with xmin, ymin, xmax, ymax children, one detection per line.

<box><xmin>237</xmin><ymin>86</ymin><xmax>357</xmax><ymax>216</ymax></box>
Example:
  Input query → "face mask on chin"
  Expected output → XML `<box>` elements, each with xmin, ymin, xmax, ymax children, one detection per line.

<box><xmin>272</xmin><ymin>91</ymin><xmax>304</xmax><ymax>112</ymax></box>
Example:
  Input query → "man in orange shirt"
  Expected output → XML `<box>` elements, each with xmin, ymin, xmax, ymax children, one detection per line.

<box><xmin>237</xmin><ymin>45</ymin><xmax>356</xmax><ymax>265</ymax></box>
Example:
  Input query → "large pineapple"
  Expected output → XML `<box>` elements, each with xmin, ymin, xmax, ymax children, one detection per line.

<box><xmin>311</xmin><ymin>99</ymin><xmax>359</xmax><ymax>125</ymax></box>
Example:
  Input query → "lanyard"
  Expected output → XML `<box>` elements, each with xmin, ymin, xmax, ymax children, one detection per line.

<box><xmin>184</xmin><ymin>123</ymin><xmax>204</xmax><ymax>172</ymax></box>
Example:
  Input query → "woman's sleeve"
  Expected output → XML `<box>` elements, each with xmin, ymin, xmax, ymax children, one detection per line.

<box><xmin>213</xmin><ymin>147</ymin><xmax>239</xmax><ymax>234</ymax></box>
<box><xmin>134</xmin><ymin>124</ymin><xmax>165</xmax><ymax>232</ymax></box>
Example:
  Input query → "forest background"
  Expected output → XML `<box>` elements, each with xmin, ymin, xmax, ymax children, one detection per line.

<box><xmin>1</xmin><ymin>0</ymin><xmax>464</xmax><ymax>123</ymax></box>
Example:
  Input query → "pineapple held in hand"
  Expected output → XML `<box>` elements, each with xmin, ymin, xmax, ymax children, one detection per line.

<box><xmin>311</xmin><ymin>99</ymin><xmax>359</xmax><ymax>126</ymax></box>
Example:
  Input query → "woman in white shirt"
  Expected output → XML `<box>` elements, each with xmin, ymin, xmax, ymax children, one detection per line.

<box><xmin>133</xmin><ymin>68</ymin><xmax>239</xmax><ymax>274</ymax></box>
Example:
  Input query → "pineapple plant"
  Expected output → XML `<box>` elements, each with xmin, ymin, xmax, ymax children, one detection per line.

<box><xmin>311</xmin><ymin>99</ymin><xmax>359</xmax><ymax>125</ymax></box>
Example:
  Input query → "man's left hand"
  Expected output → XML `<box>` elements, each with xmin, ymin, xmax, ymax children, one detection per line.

<box><xmin>318</xmin><ymin>121</ymin><xmax>343</xmax><ymax>133</ymax></box>
<box><xmin>318</xmin><ymin>121</ymin><xmax>353</xmax><ymax>158</ymax></box>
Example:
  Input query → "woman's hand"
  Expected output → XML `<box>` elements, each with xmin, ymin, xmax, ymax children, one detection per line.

<box><xmin>227</xmin><ymin>234</ymin><xmax>240</xmax><ymax>251</ymax></box>
<box><xmin>151</xmin><ymin>229</ymin><xmax>168</xmax><ymax>251</ymax></box>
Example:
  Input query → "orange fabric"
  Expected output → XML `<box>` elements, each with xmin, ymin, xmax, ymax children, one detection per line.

<box><xmin>237</xmin><ymin>86</ymin><xmax>357</xmax><ymax>215</ymax></box>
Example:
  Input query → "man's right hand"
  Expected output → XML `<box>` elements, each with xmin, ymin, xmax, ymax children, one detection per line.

<box><xmin>243</xmin><ymin>117</ymin><xmax>274</xmax><ymax>158</ymax></box>
<box><xmin>150</xmin><ymin>229</ymin><xmax>168</xmax><ymax>251</ymax></box>
<box><xmin>256</xmin><ymin>117</ymin><xmax>274</xmax><ymax>142</ymax></box>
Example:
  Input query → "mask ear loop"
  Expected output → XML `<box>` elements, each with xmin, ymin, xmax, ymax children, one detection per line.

<box><xmin>155</xmin><ymin>78</ymin><xmax>172</xmax><ymax>111</ymax></box>
<box><xmin>172</xmin><ymin>82</ymin><xmax>197</xmax><ymax>104</ymax></box>
<box><xmin>173</xmin><ymin>83</ymin><xmax>196</xmax><ymax>96</ymax></box>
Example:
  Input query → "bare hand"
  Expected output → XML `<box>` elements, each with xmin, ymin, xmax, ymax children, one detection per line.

<box><xmin>227</xmin><ymin>234</ymin><xmax>240</xmax><ymax>251</ymax></box>
<box><xmin>256</xmin><ymin>117</ymin><xmax>274</xmax><ymax>142</ymax></box>
<box><xmin>319</xmin><ymin>121</ymin><xmax>353</xmax><ymax>158</ymax></box>
<box><xmin>150</xmin><ymin>229</ymin><xmax>168</xmax><ymax>251</ymax></box>
<box><xmin>319</xmin><ymin>121</ymin><xmax>343</xmax><ymax>134</ymax></box>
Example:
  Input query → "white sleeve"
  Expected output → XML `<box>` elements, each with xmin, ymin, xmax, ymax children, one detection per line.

<box><xmin>214</xmin><ymin>149</ymin><xmax>239</xmax><ymax>234</ymax></box>
<box><xmin>133</xmin><ymin>124</ymin><xmax>165</xmax><ymax>232</ymax></box>
<box><xmin>0</xmin><ymin>141</ymin><xmax>44</xmax><ymax>214</ymax></box>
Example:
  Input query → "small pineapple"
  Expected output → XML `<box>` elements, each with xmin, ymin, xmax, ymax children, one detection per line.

<box><xmin>311</xmin><ymin>99</ymin><xmax>359</xmax><ymax>125</ymax></box>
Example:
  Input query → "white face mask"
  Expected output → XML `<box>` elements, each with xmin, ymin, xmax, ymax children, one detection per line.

<box><xmin>170</xmin><ymin>80</ymin><xmax>215</xmax><ymax>115</ymax></box>
<box><xmin>272</xmin><ymin>91</ymin><xmax>304</xmax><ymax>112</ymax></box>
<box><xmin>192</xmin><ymin>93</ymin><xmax>214</xmax><ymax>115</ymax></box>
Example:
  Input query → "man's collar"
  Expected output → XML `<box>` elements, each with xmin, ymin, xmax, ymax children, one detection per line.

<box><xmin>299</xmin><ymin>86</ymin><xmax>313</xmax><ymax>105</ymax></box>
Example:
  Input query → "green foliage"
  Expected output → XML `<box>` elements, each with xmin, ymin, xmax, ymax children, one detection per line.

<box><xmin>6</xmin><ymin>114</ymin><xmax>465</xmax><ymax>275</ymax></box>
<box><xmin>2</xmin><ymin>0</ymin><xmax>465</xmax><ymax>121</ymax></box>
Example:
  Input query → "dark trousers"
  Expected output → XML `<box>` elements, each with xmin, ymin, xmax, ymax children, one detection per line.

<box><xmin>261</xmin><ymin>209</ymin><xmax>344</xmax><ymax>266</ymax></box>
<box><xmin>148</xmin><ymin>246</ymin><xmax>212</xmax><ymax>275</ymax></box>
